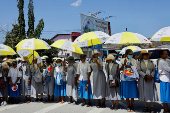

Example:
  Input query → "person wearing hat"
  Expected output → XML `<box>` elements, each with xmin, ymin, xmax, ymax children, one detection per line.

<box><xmin>54</xmin><ymin>58</ymin><xmax>66</xmax><ymax>103</ymax></box>
<box><xmin>0</xmin><ymin>62</ymin><xmax>9</xmax><ymax>106</ymax></box>
<box><xmin>6</xmin><ymin>59</ymin><xmax>13</xmax><ymax>69</ymax></box>
<box><xmin>119</xmin><ymin>49</ymin><xmax>138</xmax><ymax>112</ymax></box>
<box><xmin>90</xmin><ymin>50</ymin><xmax>106</xmax><ymax>108</ymax></box>
<box><xmin>105</xmin><ymin>55</ymin><xmax>121</xmax><ymax>110</ymax></box>
<box><xmin>30</xmin><ymin>57</ymin><xmax>44</xmax><ymax>102</ymax></box>
<box><xmin>43</xmin><ymin>57</ymin><xmax>55</xmax><ymax>102</ymax></box>
<box><xmin>65</xmin><ymin>56</ymin><xmax>78</xmax><ymax>104</ymax></box>
<box><xmin>8</xmin><ymin>61</ymin><xmax>22</xmax><ymax>104</ymax></box>
<box><xmin>20</xmin><ymin>56</ymin><xmax>31</xmax><ymax>103</ymax></box>
<box><xmin>158</xmin><ymin>50</ymin><xmax>170</xmax><ymax>112</ymax></box>
<box><xmin>137</xmin><ymin>50</ymin><xmax>158</xmax><ymax>113</ymax></box>
<box><xmin>77</xmin><ymin>54</ymin><xmax>93</xmax><ymax>107</ymax></box>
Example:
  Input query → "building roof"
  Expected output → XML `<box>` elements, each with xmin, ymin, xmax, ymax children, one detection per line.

<box><xmin>51</xmin><ymin>34</ymin><xmax>70</xmax><ymax>40</ymax></box>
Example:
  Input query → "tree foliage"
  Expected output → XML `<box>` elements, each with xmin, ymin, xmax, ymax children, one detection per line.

<box><xmin>27</xmin><ymin>0</ymin><xmax>34</xmax><ymax>38</ymax></box>
<box><xmin>3</xmin><ymin>24</ymin><xmax>20</xmax><ymax>50</ymax></box>
<box><xmin>17</xmin><ymin>0</ymin><xmax>26</xmax><ymax>39</ymax></box>
<box><xmin>37</xmin><ymin>38</ymin><xmax>59</xmax><ymax>57</ymax></box>
<box><xmin>34</xmin><ymin>19</ymin><xmax>44</xmax><ymax>39</ymax></box>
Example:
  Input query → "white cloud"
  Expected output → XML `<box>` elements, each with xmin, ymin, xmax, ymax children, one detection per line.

<box><xmin>71</xmin><ymin>0</ymin><xmax>82</xmax><ymax>7</ymax></box>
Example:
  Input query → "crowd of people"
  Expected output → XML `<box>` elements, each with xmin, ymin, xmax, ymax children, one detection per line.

<box><xmin>0</xmin><ymin>49</ymin><xmax>170</xmax><ymax>113</ymax></box>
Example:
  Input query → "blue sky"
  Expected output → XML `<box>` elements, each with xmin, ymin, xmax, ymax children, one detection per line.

<box><xmin>0</xmin><ymin>0</ymin><xmax>170</xmax><ymax>42</ymax></box>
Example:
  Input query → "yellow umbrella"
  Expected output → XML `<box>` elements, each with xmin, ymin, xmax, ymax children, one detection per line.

<box><xmin>72</xmin><ymin>31</ymin><xmax>110</xmax><ymax>48</ymax></box>
<box><xmin>51</xmin><ymin>40</ymin><xmax>83</xmax><ymax>54</ymax></box>
<box><xmin>16</xmin><ymin>38</ymin><xmax>51</xmax><ymax>50</ymax></box>
<box><xmin>0</xmin><ymin>44</ymin><xmax>17</xmax><ymax>55</ymax></box>
<box><xmin>17</xmin><ymin>48</ymin><xmax>39</xmax><ymax>63</ymax></box>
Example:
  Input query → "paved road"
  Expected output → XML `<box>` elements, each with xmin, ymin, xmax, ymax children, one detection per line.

<box><xmin>0</xmin><ymin>63</ymin><xmax>165</xmax><ymax>113</ymax></box>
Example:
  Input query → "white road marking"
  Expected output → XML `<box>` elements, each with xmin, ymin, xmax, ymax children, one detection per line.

<box><xmin>34</xmin><ymin>102</ymin><xmax>67</xmax><ymax>113</ymax></box>
<box><xmin>87</xmin><ymin>107</ymin><xmax>105</xmax><ymax>113</ymax></box>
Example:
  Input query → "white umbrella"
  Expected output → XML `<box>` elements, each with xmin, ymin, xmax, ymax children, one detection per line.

<box><xmin>105</xmin><ymin>32</ymin><xmax>151</xmax><ymax>44</ymax></box>
<box><xmin>120</xmin><ymin>46</ymin><xmax>142</xmax><ymax>54</ymax></box>
<box><xmin>150</xmin><ymin>26</ymin><xmax>170</xmax><ymax>41</ymax></box>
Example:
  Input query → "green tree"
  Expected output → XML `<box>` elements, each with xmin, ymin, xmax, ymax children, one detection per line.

<box><xmin>27</xmin><ymin>0</ymin><xmax>34</xmax><ymax>38</ymax></box>
<box><xmin>3</xmin><ymin>24</ymin><xmax>20</xmax><ymax>50</ymax></box>
<box><xmin>17</xmin><ymin>0</ymin><xmax>26</xmax><ymax>39</ymax></box>
<box><xmin>34</xmin><ymin>19</ymin><xmax>44</xmax><ymax>39</ymax></box>
<box><xmin>37</xmin><ymin>38</ymin><xmax>59</xmax><ymax>57</ymax></box>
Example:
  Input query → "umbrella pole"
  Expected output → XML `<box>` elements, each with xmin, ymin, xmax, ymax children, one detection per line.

<box><xmin>91</xmin><ymin>39</ymin><xmax>94</xmax><ymax>54</ymax></box>
<box><xmin>107</xmin><ymin>44</ymin><xmax>108</xmax><ymax>55</ymax></box>
<box><xmin>33</xmin><ymin>50</ymin><xmax>34</xmax><ymax>64</ymax></box>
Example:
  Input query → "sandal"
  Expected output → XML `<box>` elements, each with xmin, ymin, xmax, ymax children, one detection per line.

<box><xmin>45</xmin><ymin>99</ymin><xmax>50</xmax><ymax>102</ymax></box>
<box><xmin>143</xmin><ymin>107</ymin><xmax>148</xmax><ymax>112</ymax></box>
<box><xmin>96</xmin><ymin>103</ymin><xmax>101</xmax><ymax>108</ymax></box>
<box><xmin>130</xmin><ymin>106</ymin><xmax>135</xmax><ymax>112</ymax></box>
<box><xmin>81</xmin><ymin>102</ymin><xmax>86</xmax><ymax>106</ymax></box>
<box><xmin>102</xmin><ymin>103</ymin><xmax>106</xmax><ymax>108</ymax></box>
<box><xmin>50</xmin><ymin>99</ymin><xmax>54</xmax><ymax>102</ymax></box>
<box><xmin>127</xmin><ymin>106</ymin><xmax>131</xmax><ymax>112</ymax></box>
<box><xmin>150</xmin><ymin>108</ymin><xmax>154</xmax><ymax>113</ymax></box>
<box><xmin>86</xmin><ymin>102</ymin><xmax>92</xmax><ymax>107</ymax></box>
<box><xmin>39</xmin><ymin>98</ymin><xmax>43</xmax><ymax>102</ymax></box>
<box><xmin>35</xmin><ymin>98</ymin><xmax>39</xmax><ymax>102</ymax></box>
<box><xmin>24</xmin><ymin>99</ymin><xmax>28</xmax><ymax>103</ymax></box>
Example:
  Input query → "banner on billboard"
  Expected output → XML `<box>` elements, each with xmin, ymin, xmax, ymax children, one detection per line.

<box><xmin>80</xmin><ymin>14</ymin><xmax>111</xmax><ymax>35</ymax></box>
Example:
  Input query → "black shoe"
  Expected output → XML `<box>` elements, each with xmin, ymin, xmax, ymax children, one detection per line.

<box><xmin>114</xmin><ymin>105</ymin><xmax>119</xmax><ymax>111</ymax></box>
<box><xmin>110</xmin><ymin>105</ymin><xmax>114</xmax><ymax>110</ymax></box>
<box><xmin>86</xmin><ymin>102</ymin><xmax>92</xmax><ymax>107</ymax></box>
<box><xmin>39</xmin><ymin>98</ymin><xmax>43</xmax><ymax>102</ymax></box>
<box><xmin>81</xmin><ymin>102</ymin><xmax>86</xmax><ymax>106</ymax></box>
<box><xmin>96</xmin><ymin>103</ymin><xmax>101</xmax><ymax>108</ymax></box>
<box><xmin>73</xmin><ymin>101</ymin><xmax>77</xmax><ymax>105</ymax></box>
<box><xmin>35</xmin><ymin>98</ymin><xmax>39</xmax><ymax>102</ymax></box>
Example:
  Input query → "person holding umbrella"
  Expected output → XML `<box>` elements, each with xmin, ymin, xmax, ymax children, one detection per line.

<box><xmin>137</xmin><ymin>50</ymin><xmax>158</xmax><ymax>113</ymax></box>
<box><xmin>119</xmin><ymin>49</ymin><xmax>138</xmax><ymax>112</ymax></box>
<box><xmin>66</xmin><ymin>56</ymin><xmax>78</xmax><ymax>104</ymax></box>
<box><xmin>90</xmin><ymin>50</ymin><xmax>106</xmax><ymax>108</ymax></box>
<box><xmin>77</xmin><ymin>54</ymin><xmax>93</xmax><ymax>107</ymax></box>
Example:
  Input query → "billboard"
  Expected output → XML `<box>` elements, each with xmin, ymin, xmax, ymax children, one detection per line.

<box><xmin>80</xmin><ymin>14</ymin><xmax>111</xmax><ymax>35</ymax></box>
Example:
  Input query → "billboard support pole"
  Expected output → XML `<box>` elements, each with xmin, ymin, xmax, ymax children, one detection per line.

<box><xmin>107</xmin><ymin>44</ymin><xmax>108</xmax><ymax>55</ymax></box>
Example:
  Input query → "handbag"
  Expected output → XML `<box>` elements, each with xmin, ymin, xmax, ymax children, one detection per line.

<box><xmin>43</xmin><ymin>66</ymin><xmax>52</xmax><ymax>82</ymax></box>
<box><xmin>109</xmin><ymin>64</ymin><xmax>119</xmax><ymax>88</ymax></box>
<box><xmin>109</xmin><ymin>79</ymin><xmax>119</xmax><ymax>88</ymax></box>
<box><xmin>55</xmin><ymin>72</ymin><xmax>63</xmax><ymax>85</ymax></box>
<box><xmin>44</xmin><ymin>71</ymin><xmax>51</xmax><ymax>82</ymax></box>
<box><xmin>34</xmin><ymin>68</ymin><xmax>43</xmax><ymax>82</ymax></box>
<box><xmin>154</xmin><ymin>67</ymin><xmax>161</xmax><ymax>83</ymax></box>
